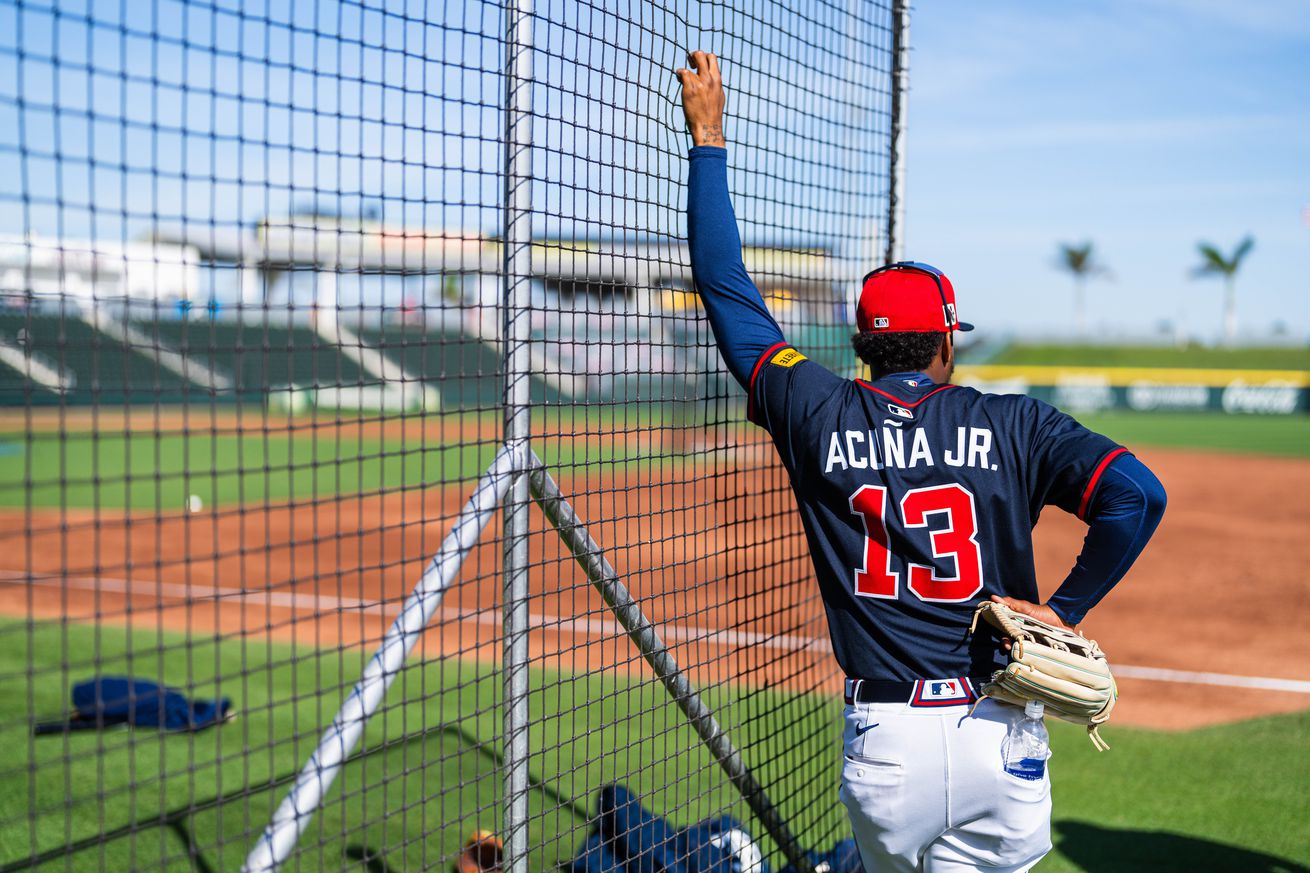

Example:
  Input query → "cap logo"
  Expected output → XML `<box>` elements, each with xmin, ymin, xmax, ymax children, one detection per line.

<box><xmin>873</xmin><ymin>316</ymin><xmax>890</xmax><ymax>329</ymax></box>
<box><xmin>945</xmin><ymin>303</ymin><xmax>957</xmax><ymax>327</ymax></box>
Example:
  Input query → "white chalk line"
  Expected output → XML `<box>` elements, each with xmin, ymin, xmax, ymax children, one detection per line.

<box><xmin>3</xmin><ymin>571</ymin><xmax>1309</xmax><ymax>695</ymax></box>
<box><xmin>0</xmin><ymin>570</ymin><xmax>830</xmax><ymax>656</ymax></box>
<box><xmin>1111</xmin><ymin>665</ymin><xmax>1310</xmax><ymax>694</ymax></box>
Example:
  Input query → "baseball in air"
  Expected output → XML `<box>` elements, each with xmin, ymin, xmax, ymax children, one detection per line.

<box><xmin>186</xmin><ymin>494</ymin><xmax>203</xmax><ymax>514</ymax></box>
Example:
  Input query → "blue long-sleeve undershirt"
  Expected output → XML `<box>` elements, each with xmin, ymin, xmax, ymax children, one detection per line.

<box><xmin>686</xmin><ymin>145</ymin><xmax>785</xmax><ymax>388</ymax></box>
<box><xmin>685</xmin><ymin>144</ymin><xmax>1164</xmax><ymax>626</ymax></box>
<box><xmin>1049</xmin><ymin>454</ymin><xmax>1167</xmax><ymax>626</ymax></box>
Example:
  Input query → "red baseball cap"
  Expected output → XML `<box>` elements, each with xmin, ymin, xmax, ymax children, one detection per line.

<box><xmin>857</xmin><ymin>261</ymin><xmax>974</xmax><ymax>333</ymax></box>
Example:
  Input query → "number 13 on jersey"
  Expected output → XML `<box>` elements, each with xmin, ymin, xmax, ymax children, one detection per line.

<box><xmin>848</xmin><ymin>484</ymin><xmax>985</xmax><ymax>602</ymax></box>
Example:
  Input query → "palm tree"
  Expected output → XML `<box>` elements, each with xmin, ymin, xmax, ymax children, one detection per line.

<box><xmin>1056</xmin><ymin>242</ymin><xmax>1109</xmax><ymax>338</ymax></box>
<box><xmin>1192</xmin><ymin>236</ymin><xmax>1254</xmax><ymax>344</ymax></box>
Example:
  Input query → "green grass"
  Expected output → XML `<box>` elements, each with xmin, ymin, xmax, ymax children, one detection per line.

<box><xmin>0</xmin><ymin>622</ymin><xmax>1305</xmax><ymax>872</ymax></box>
<box><xmin>0</xmin><ymin>621</ymin><xmax>845</xmax><ymax>872</ymax></box>
<box><xmin>0</xmin><ymin>432</ymin><xmax>502</xmax><ymax>510</ymax></box>
<box><xmin>989</xmin><ymin>344</ymin><xmax>1310</xmax><ymax>371</ymax></box>
<box><xmin>0</xmin><ymin>430</ymin><xmax>650</xmax><ymax>510</ymax></box>
<box><xmin>1073</xmin><ymin>412</ymin><xmax>1310</xmax><ymax>458</ymax></box>
<box><xmin>1043</xmin><ymin>715</ymin><xmax>1310</xmax><ymax>872</ymax></box>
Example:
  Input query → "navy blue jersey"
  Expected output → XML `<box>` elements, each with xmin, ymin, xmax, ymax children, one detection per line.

<box><xmin>749</xmin><ymin>346</ymin><xmax>1125</xmax><ymax>681</ymax></box>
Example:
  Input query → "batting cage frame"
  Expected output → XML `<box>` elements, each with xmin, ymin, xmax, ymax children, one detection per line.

<box><xmin>0</xmin><ymin>0</ymin><xmax>908</xmax><ymax>870</ymax></box>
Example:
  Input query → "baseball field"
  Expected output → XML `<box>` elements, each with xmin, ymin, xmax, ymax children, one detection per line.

<box><xmin>0</xmin><ymin>406</ymin><xmax>1306</xmax><ymax>871</ymax></box>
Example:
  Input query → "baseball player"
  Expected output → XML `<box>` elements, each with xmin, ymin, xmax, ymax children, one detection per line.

<box><xmin>675</xmin><ymin>52</ymin><xmax>1166</xmax><ymax>872</ymax></box>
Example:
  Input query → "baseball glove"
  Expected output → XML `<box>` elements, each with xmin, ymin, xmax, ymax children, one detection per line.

<box><xmin>970</xmin><ymin>601</ymin><xmax>1117</xmax><ymax>750</ymax></box>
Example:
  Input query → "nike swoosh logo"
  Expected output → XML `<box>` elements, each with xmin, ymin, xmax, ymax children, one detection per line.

<box><xmin>855</xmin><ymin>723</ymin><xmax>880</xmax><ymax>736</ymax></box>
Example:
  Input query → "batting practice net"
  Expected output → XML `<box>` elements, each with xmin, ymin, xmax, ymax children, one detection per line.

<box><xmin>0</xmin><ymin>1</ymin><xmax>900</xmax><ymax>869</ymax></box>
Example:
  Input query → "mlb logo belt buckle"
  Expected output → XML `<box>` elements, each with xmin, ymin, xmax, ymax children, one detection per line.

<box><xmin>909</xmin><ymin>677</ymin><xmax>978</xmax><ymax>707</ymax></box>
<box><xmin>844</xmin><ymin>676</ymin><xmax>984</xmax><ymax>706</ymax></box>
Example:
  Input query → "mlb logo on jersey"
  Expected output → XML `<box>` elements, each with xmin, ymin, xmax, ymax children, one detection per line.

<box><xmin>886</xmin><ymin>403</ymin><xmax>914</xmax><ymax>420</ymax></box>
<box><xmin>910</xmin><ymin>677</ymin><xmax>978</xmax><ymax>707</ymax></box>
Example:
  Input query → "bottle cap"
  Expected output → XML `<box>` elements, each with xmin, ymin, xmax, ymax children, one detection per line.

<box><xmin>1025</xmin><ymin>700</ymin><xmax>1044</xmax><ymax>719</ymax></box>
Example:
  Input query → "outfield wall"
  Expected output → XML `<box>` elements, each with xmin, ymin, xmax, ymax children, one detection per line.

<box><xmin>956</xmin><ymin>365</ymin><xmax>1310</xmax><ymax>415</ymax></box>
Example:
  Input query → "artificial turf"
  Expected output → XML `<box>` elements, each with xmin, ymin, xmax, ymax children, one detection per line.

<box><xmin>0</xmin><ymin>621</ymin><xmax>1305</xmax><ymax>872</ymax></box>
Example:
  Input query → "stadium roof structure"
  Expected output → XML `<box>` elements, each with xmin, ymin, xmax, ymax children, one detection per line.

<box><xmin>0</xmin><ymin>233</ymin><xmax>200</xmax><ymax>302</ymax></box>
<box><xmin>153</xmin><ymin>218</ymin><xmax>852</xmax><ymax>291</ymax></box>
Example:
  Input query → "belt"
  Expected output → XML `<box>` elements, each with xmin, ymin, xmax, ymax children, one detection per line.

<box><xmin>844</xmin><ymin>676</ymin><xmax>988</xmax><ymax>707</ymax></box>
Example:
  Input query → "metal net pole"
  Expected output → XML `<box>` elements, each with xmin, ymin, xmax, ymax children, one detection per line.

<box><xmin>886</xmin><ymin>0</ymin><xmax>912</xmax><ymax>265</ymax></box>
<box><xmin>501</xmin><ymin>1</ymin><xmax>535</xmax><ymax>871</ymax></box>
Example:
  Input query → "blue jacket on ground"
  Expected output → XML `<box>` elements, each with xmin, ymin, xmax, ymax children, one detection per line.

<box><xmin>569</xmin><ymin>784</ymin><xmax>864</xmax><ymax>873</ymax></box>
<box><xmin>63</xmin><ymin>676</ymin><xmax>231</xmax><ymax>731</ymax></box>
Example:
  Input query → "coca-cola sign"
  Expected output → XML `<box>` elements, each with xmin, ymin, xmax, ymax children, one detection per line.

<box><xmin>1221</xmin><ymin>380</ymin><xmax>1300</xmax><ymax>415</ymax></box>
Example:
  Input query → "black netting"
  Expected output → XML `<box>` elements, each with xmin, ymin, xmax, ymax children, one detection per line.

<box><xmin>0</xmin><ymin>1</ymin><xmax>895</xmax><ymax>869</ymax></box>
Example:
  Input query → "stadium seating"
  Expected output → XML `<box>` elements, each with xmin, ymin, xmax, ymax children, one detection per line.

<box><xmin>0</xmin><ymin>311</ymin><xmax>845</xmax><ymax>410</ymax></box>
<box><xmin>143</xmin><ymin>318</ymin><xmax>372</xmax><ymax>399</ymax></box>
<box><xmin>360</xmin><ymin>323</ymin><xmax>559</xmax><ymax>410</ymax></box>
<box><xmin>0</xmin><ymin>311</ymin><xmax>197</xmax><ymax>404</ymax></box>
<box><xmin>0</xmin><ymin>312</ymin><xmax>396</xmax><ymax>407</ymax></box>
<box><xmin>0</xmin><ymin>357</ymin><xmax>46</xmax><ymax>406</ymax></box>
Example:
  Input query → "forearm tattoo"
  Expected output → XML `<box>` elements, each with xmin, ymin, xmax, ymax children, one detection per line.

<box><xmin>695</xmin><ymin>122</ymin><xmax>725</xmax><ymax>146</ymax></box>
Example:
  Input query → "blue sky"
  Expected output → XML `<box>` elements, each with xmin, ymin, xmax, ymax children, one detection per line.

<box><xmin>904</xmin><ymin>0</ymin><xmax>1310</xmax><ymax>341</ymax></box>
<box><xmin>0</xmin><ymin>1</ymin><xmax>884</xmax><ymax>266</ymax></box>
<box><xmin>2</xmin><ymin>1</ymin><xmax>1304</xmax><ymax>340</ymax></box>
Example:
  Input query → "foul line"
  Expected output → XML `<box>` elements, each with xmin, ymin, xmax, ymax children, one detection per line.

<box><xmin>1111</xmin><ymin>664</ymin><xmax>1310</xmax><ymax>695</ymax></box>
<box><xmin>4</xmin><ymin>571</ymin><xmax>1310</xmax><ymax>695</ymax></box>
<box><xmin>0</xmin><ymin>571</ymin><xmax>830</xmax><ymax>656</ymax></box>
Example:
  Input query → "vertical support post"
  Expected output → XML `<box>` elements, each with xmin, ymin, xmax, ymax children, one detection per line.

<box><xmin>885</xmin><ymin>0</ymin><xmax>911</xmax><ymax>265</ymax></box>
<box><xmin>501</xmin><ymin>1</ymin><xmax>534</xmax><ymax>871</ymax></box>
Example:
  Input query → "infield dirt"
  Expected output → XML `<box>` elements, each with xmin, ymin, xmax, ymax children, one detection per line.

<box><xmin>0</xmin><ymin>443</ymin><xmax>1305</xmax><ymax>731</ymax></box>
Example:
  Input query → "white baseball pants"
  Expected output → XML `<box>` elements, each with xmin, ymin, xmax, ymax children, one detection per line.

<box><xmin>839</xmin><ymin>697</ymin><xmax>1052</xmax><ymax>872</ymax></box>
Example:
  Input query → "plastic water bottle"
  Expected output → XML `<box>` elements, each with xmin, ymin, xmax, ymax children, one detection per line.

<box><xmin>1002</xmin><ymin>700</ymin><xmax>1050</xmax><ymax>780</ymax></box>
